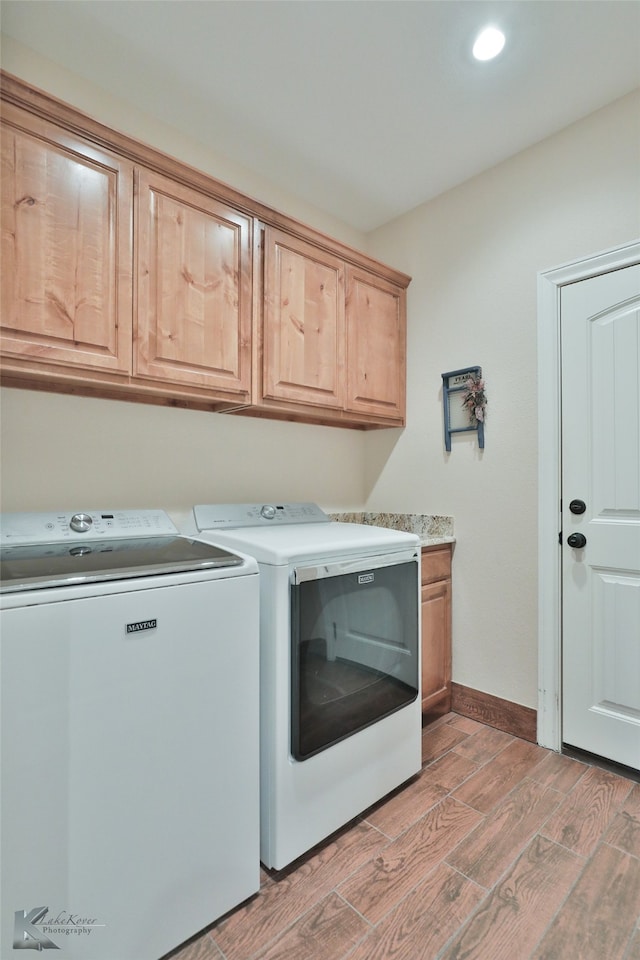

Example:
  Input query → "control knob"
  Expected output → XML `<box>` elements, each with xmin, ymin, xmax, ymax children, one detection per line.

<box><xmin>260</xmin><ymin>504</ymin><xmax>277</xmax><ymax>520</ymax></box>
<box><xmin>69</xmin><ymin>513</ymin><xmax>93</xmax><ymax>534</ymax></box>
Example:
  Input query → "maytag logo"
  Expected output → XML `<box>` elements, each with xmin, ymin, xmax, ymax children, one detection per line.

<box><xmin>358</xmin><ymin>573</ymin><xmax>374</xmax><ymax>585</ymax></box>
<box><xmin>126</xmin><ymin>619</ymin><xmax>157</xmax><ymax>634</ymax></box>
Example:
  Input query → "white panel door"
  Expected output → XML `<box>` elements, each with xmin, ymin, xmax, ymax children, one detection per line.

<box><xmin>561</xmin><ymin>263</ymin><xmax>640</xmax><ymax>770</ymax></box>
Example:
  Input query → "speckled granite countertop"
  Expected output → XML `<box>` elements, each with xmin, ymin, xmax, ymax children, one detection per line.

<box><xmin>328</xmin><ymin>512</ymin><xmax>455</xmax><ymax>547</ymax></box>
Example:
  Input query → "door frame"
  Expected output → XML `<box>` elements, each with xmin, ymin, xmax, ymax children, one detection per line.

<box><xmin>537</xmin><ymin>238</ymin><xmax>640</xmax><ymax>751</ymax></box>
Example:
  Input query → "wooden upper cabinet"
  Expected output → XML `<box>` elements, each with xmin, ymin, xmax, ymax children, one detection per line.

<box><xmin>1</xmin><ymin>104</ymin><xmax>133</xmax><ymax>374</ymax></box>
<box><xmin>262</xmin><ymin>227</ymin><xmax>345</xmax><ymax>408</ymax></box>
<box><xmin>135</xmin><ymin>169</ymin><xmax>252</xmax><ymax>399</ymax></box>
<box><xmin>258</xmin><ymin>228</ymin><xmax>407</xmax><ymax>426</ymax></box>
<box><xmin>0</xmin><ymin>73</ymin><xmax>410</xmax><ymax>424</ymax></box>
<box><xmin>345</xmin><ymin>266</ymin><xmax>406</xmax><ymax>421</ymax></box>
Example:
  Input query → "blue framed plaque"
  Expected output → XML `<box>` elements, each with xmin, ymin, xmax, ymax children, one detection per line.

<box><xmin>441</xmin><ymin>366</ymin><xmax>485</xmax><ymax>452</ymax></box>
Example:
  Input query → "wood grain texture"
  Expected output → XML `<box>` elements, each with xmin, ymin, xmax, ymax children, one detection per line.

<box><xmin>451</xmin><ymin>682</ymin><xmax>538</xmax><ymax>742</ymax></box>
<box><xmin>530</xmin><ymin>843</ymin><xmax>640</xmax><ymax>960</ymax></box>
<box><xmin>164</xmin><ymin>934</ymin><xmax>223</xmax><ymax>960</ymax></box>
<box><xmin>446</xmin><ymin>713</ymin><xmax>487</xmax><ymax>736</ymax></box>
<box><xmin>541</xmin><ymin>765</ymin><xmax>634</xmax><ymax>856</ymax></box>
<box><xmin>527</xmin><ymin>749</ymin><xmax>588</xmax><ymax>794</ymax></box>
<box><xmin>421</xmin><ymin>544</ymin><xmax>453</xmax><ymax>584</ymax></box>
<box><xmin>604</xmin><ymin>782</ymin><xmax>640</xmax><ymax>857</ymax></box>
<box><xmin>421</xmin><ymin>717</ymin><xmax>471</xmax><ymax>764</ymax></box>
<box><xmin>338</xmin><ymin>797</ymin><xmax>483</xmax><ymax>923</ymax></box>
<box><xmin>446</xmin><ymin>779</ymin><xmax>563</xmax><ymax>888</ymax></box>
<box><xmin>1</xmin><ymin>104</ymin><xmax>133</xmax><ymax>373</ymax></box>
<box><xmin>440</xmin><ymin>836</ymin><xmax>583</xmax><ymax>960</ymax></box>
<box><xmin>252</xmin><ymin>893</ymin><xmax>369</xmax><ymax>960</ymax></box>
<box><xmin>262</xmin><ymin>227</ymin><xmax>344</xmax><ymax>407</ymax></box>
<box><xmin>421</xmin><ymin>577</ymin><xmax>452</xmax><ymax>713</ymax></box>
<box><xmin>450</xmin><ymin>724</ymin><xmax>514</xmax><ymax>765</ymax></box>
<box><xmin>345</xmin><ymin>265</ymin><xmax>405</xmax><ymax>419</ymax></box>
<box><xmin>211</xmin><ymin>819</ymin><xmax>385</xmax><ymax>960</ymax></box>
<box><xmin>424</xmin><ymin>747</ymin><xmax>481</xmax><ymax>792</ymax></box>
<box><xmin>165</xmin><ymin>714</ymin><xmax>640</xmax><ymax>960</ymax></box>
<box><xmin>135</xmin><ymin>168</ymin><xmax>252</xmax><ymax>397</ymax></box>
<box><xmin>345</xmin><ymin>862</ymin><xmax>485</xmax><ymax>960</ymax></box>
<box><xmin>452</xmin><ymin>738</ymin><xmax>548</xmax><ymax>813</ymax></box>
<box><xmin>361</xmin><ymin>772</ymin><xmax>447</xmax><ymax>839</ymax></box>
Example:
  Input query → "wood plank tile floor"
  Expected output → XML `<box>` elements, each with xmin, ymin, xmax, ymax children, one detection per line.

<box><xmin>165</xmin><ymin>713</ymin><xmax>640</xmax><ymax>960</ymax></box>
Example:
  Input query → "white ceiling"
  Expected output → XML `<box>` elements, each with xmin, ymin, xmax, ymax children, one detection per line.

<box><xmin>2</xmin><ymin>1</ymin><xmax>639</xmax><ymax>232</ymax></box>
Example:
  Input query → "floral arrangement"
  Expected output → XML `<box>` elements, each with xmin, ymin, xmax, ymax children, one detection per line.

<box><xmin>462</xmin><ymin>376</ymin><xmax>487</xmax><ymax>425</ymax></box>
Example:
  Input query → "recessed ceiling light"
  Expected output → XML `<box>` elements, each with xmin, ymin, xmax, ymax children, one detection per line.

<box><xmin>473</xmin><ymin>26</ymin><xmax>506</xmax><ymax>61</ymax></box>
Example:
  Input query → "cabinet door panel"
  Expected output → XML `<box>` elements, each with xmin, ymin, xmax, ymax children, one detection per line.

<box><xmin>135</xmin><ymin>170</ymin><xmax>252</xmax><ymax>398</ymax></box>
<box><xmin>421</xmin><ymin>579</ymin><xmax>452</xmax><ymax>713</ymax></box>
<box><xmin>422</xmin><ymin>546</ymin><xmax>452</xmax><ymax>585</ymax></box>
<box><xmin>1</xmin><ymin>106</ymin><xmax>133</xmax><ymax>373</ymax></box>
<box><xmin>346</xmin><ymin>267</ymin><xmax>405</xmax><ymax>421</ymax></box>
<box><xmin>263</xmin><ymin>228</ymin><xmax>344</xmax><ymax>407</ymax></box>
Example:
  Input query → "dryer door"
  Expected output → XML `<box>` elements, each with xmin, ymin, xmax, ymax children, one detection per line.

<box><xmin>290</xmin><ymin>552</ymin><xmax>419</xmax><ymax>760</ymax></box>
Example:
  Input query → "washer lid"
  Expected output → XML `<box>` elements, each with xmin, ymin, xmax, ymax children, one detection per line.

<box><xmin>0</xmin><ymin>535</ymin><xmax>244</xmax><ymax>593</ymax></box>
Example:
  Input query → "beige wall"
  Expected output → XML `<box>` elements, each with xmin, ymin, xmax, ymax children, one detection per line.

<box><xmin>365</xmin><ymin>90</ymin><xmax>640</xmax><ymax>708</ymax></box>
<box><xmin>2</xmin><ymin>35</ymin><xmax>639</xmax><ymax>712</ymax></box>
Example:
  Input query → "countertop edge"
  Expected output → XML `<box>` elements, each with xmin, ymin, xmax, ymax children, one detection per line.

<box><xmin>420</xmin><ymin>536</ymin><xmax>456</xmax><ymax>548</ymax></box>
<box><xmin>329</xmin><ymin>512</ymin><xmax>455</xmax><ymax>547</ymax></box>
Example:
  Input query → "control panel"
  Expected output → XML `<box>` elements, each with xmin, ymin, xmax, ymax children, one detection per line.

<box><xmin>0</xmin><ymin>510</ymin><xmax>178</xmax><ymax>545</ymax></box>
<box><xmin>193</xmin><ymin>502</ymin><xmax>329</xmax><ymax>530</ymax></box>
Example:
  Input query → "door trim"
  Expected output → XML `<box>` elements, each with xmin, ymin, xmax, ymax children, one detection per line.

<box><xmin>537</xmin><ymin>239</ymin><xmax>640</xmax><ymax>751</ymax></box>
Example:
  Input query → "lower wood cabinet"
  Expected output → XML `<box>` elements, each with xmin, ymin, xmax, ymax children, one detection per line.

<box><xmin>421</xmin><ymin>544</ymin><xmax>452</xmax><ymax>715</ymax></box>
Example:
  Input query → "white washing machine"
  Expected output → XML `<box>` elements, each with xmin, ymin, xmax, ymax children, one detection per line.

<box><xmin>193</xmin><ymin>502</ymin><xmax>421</xmax><ymax>870</ymax></box>
<box><xmin>0</xmin><ymin>509</ymin><xmax>260</xmax><ymax>960</ymax></box>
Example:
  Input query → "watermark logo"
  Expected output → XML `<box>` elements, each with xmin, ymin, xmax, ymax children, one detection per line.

<box><xmin>13</xmin><ymin>908</ymin><xmax>58</xmax><ymax>951</ymax></box>
<box><xmin>13</xmin><ymin>907</ymin><xmax>103</xmax><ymax>951</ymax></box>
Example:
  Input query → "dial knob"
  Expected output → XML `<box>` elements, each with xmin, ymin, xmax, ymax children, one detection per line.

<box><xmin>260</xmin><ymin>504</ymin><xmax>277</xmax><ymax>520</ymax></box>
<box><xmin>69</xmin><ymin>513</ymin><xmax>93</xmax><ymax>534</ymax></box>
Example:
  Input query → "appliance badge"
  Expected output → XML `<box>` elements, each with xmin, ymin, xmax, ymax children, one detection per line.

<box><xmin>126</xmin><ymin>618</ymin><xmax>157</xmax><ymax>634</ymax></box>
<box><xmin>358</xmin><ymin>573</ymin><xmax>375</xmax><ymax>585</ymax></box>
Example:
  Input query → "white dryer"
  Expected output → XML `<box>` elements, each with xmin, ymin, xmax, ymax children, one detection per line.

<box><xmin>0</xmin><ymin>509</ymin><xmax>260</xmax><ymax>960</ymax></box>
<box><xmin>193</xmin><ymin>502</ymin><xmax>422</xmax><ymax>870</ymax></box>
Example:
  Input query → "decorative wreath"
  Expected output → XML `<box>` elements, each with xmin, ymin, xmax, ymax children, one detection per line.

<box><xmin>462</xmin><ymin>376</ymin><xmax>487</xmax><ymax>425</ymax></box>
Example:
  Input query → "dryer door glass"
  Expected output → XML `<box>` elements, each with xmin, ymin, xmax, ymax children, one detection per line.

<box><xmin>290</xmin><ymin>556</ymin><xmax>419</xmax><ymax>760</ymax></box>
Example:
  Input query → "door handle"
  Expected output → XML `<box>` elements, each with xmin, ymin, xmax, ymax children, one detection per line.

<box><xmin>567</xmin><ymin>533</ymin><xmax>587</xmax><ymax>548</ymax></box>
